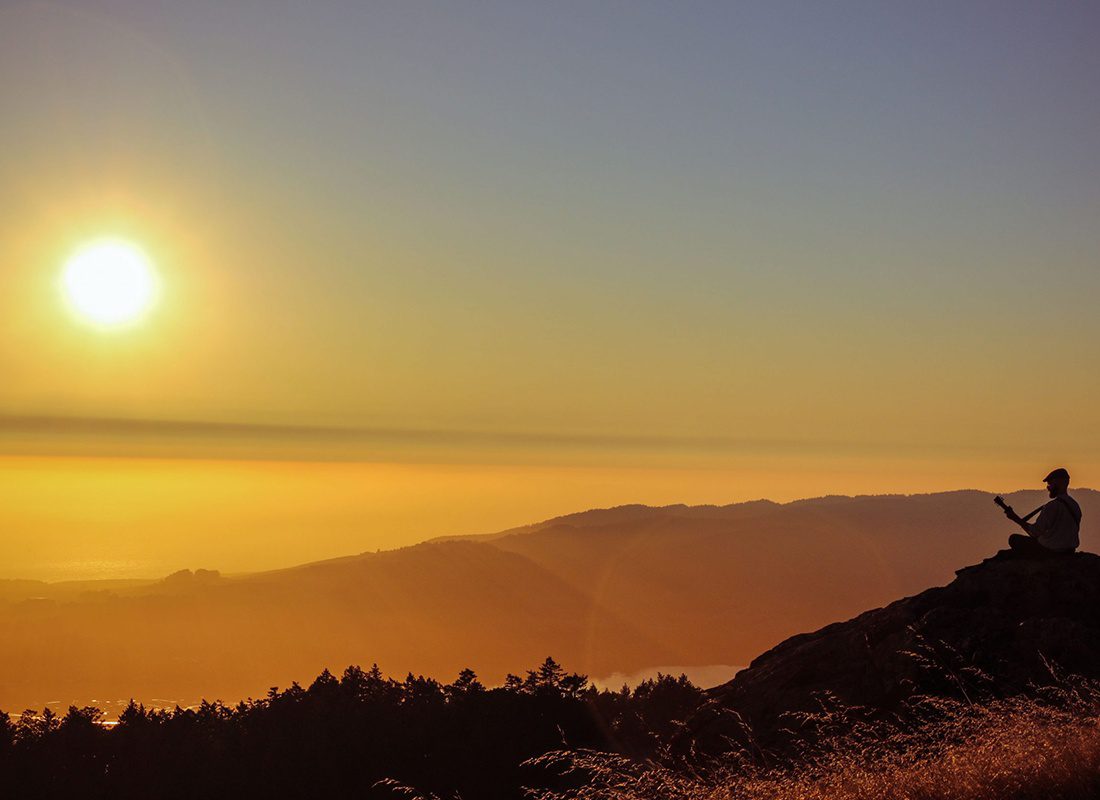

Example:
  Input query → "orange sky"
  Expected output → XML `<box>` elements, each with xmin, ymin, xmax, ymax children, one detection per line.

<box><xmin>2</xmin><ymin>4</ymin><xmax>1098</xmax><ymax>582</ymax></box>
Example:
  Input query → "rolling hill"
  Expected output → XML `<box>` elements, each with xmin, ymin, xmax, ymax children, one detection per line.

<box><xmin>1</xmin><ymin>488</ymin><xmax>1093</xmax><ymax>713</ymax></box>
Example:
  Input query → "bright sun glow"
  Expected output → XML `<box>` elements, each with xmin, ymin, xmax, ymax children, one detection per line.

<box><xmin>62</xmin><ymin>239</ymin><xmax>159</xmax><ymax>327</ymax></box>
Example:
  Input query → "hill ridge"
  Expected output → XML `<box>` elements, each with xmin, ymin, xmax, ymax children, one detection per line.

<box><xmin>428</xmin><ymin>488</ymin><xmax>1097</xmax><ymax>545</ymax></box>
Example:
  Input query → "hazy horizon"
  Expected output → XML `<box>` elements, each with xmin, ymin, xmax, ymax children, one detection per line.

<box><xmin>4</xmin><ymin>488</ymin><xmax>1092</xmax><ymax>716</ymax></box>
<box><xmin>1</xmin><ymin>474</ymin><xmax>1078</xmax><ymax>583</ymax></box>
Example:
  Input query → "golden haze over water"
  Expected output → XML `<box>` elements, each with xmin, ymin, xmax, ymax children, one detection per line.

<box><xmin>0</xmin><ymin>453</ymin><xmax>1084</xmax><ymax>582</ymax></box>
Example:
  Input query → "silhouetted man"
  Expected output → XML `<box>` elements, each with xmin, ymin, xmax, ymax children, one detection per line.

<box><xmin>997</xmin><ymin>468</ymin><xmax>1082</xmax><ymax>557</ymax></box>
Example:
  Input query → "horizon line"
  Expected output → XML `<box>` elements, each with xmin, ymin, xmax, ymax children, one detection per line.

<box><xmin>3</xmin><ymin>487</ymin><xmax>1088</xmax><ymax>586</ymax></box>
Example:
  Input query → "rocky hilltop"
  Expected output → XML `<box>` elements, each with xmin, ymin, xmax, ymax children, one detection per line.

<box><xmin>686</xmin><ymin>551</ymin><xmax>1100</xmax><ymax>753</ymax></box>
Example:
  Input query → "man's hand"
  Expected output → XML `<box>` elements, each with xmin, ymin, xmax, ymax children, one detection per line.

<box><xmin>995</xmin><ymin>496</ymin><xmax>1022</xmax><ymax>523</ymax></box>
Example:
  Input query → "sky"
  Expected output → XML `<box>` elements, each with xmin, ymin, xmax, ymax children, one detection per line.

<box><xmin>1</xmin><ymin>1</ymin><xmax>1098</xmax><ymax>579</ymax></box>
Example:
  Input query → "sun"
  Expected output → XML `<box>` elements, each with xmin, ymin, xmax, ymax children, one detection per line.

<box><xmin>61</xmin><ymin>239</ymin><xmax>159</xmax><ymax>327</ymax></box>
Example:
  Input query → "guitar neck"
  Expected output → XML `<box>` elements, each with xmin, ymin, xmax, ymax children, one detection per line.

<box><xmin>995</xmin><ymin>496</ymin><xmax>1044</xmax><ymax>521</ymax></box>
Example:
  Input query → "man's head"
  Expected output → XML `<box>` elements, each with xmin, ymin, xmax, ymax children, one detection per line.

<box><xmin>1044</xmin><ymin>467</ymin><xmax>1071</xmax><ymax>497</ymax></box>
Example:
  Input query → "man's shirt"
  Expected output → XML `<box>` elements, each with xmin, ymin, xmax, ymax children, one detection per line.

<box><xmin>1026</xmin><ymin>494</ymin><xmax>1082</xmax><ymax>552</ymax></box>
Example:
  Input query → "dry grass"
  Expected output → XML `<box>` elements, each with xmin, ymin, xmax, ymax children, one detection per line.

<box><xmin>526</xmin><ymin>675</ymin><xmax>1100</xmax><ymax>800</ymax></box>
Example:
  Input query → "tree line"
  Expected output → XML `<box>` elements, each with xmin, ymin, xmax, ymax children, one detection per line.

<box><xmin>0</xmin><ymin>657</ymin><xmax>704</xmax><ymax>799</ymax></box>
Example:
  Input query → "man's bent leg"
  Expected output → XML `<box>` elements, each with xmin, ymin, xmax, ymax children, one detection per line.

<box><xmin>1008</xmin><ymin>533</ymin><xmax>1050</xmax><ymax>557</ymax></box>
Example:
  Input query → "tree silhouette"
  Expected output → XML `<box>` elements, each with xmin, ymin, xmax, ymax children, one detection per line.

<box><xmin>0</xmin><ymin>657</ymin><xmax>705</xmax><ymax>800</ymax></box>
<box><xmin>447</xmin><ymin>668</ymin><xmax>485</xmax><ymax>699</ymax></box>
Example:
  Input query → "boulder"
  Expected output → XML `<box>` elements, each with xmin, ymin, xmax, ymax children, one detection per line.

<box><xmin>683</xmin><ymin>551</ymin><xmax>1100</xmax><ymax>753</ymax></box>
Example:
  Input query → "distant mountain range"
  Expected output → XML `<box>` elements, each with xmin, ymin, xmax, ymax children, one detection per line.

<box><xmin>1</xmin><ymin>489</ymin><xmax>1094</xmax><ymax>713</ymax></box>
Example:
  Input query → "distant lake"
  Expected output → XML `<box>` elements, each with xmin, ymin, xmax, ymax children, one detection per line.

<box><xmin>592</xmin><ymin>664</ymin><xmax>742</xmax><ymax>690</ymax></box>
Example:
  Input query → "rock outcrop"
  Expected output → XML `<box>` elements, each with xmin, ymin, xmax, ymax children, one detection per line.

<box><xmin>685</xmin><ymin>551</ymin><xmax>1100</xmax><ymax>753</ymax></box>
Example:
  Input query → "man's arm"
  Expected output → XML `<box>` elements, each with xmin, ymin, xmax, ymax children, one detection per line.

<box><xmin>1003</xmin><ymin>508</ymin><xmax>1034</xmax><ymax>535</ymax></box>
<box><xmin>1001</xmin><ymin>501</ymin><xmax>1053</xmax><ymax>538</ymax></box>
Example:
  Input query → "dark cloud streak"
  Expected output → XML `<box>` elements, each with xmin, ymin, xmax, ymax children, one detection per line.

<box><xmin>0</xmin><ymin>414</ymin><xmax>770</xmax><ymax>456</ymax></box>
<box><xmin>0</xmin><ymin>415</ymin><xmax>1045</xmax><ymax>463</ymax></box>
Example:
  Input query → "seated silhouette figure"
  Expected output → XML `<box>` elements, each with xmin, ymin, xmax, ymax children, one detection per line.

<box><xmin>995</xmin><ymin>468</ymin><xmax>1082</xmax><ymax>557</ymax></box>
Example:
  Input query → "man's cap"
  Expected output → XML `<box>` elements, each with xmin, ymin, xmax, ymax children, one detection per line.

<box><xmin>1044</xmin><ymin>467</ymin><xmax>1071</xmax><ymax>483</ymax></box>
